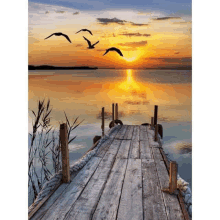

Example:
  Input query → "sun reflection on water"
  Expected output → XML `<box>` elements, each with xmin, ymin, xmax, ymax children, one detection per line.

<box><xmin>119</xmin><ymin>69</ymin><xmax>141</xmax><ymax>91</ymax></box>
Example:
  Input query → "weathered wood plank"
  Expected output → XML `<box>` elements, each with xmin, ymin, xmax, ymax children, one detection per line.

<box><xmin>151</xmin><ymin>147</ymin><xmax>163</xmax><ymax>162</ymax></box>
<box><xmin>106</xmin><ymin>139</ymin><xmax>122</xmax><ymax>156</ymax></box>
<box><xmin>140</xmin><ymin>125</ymin><xmax>148</xmax><ymax>141</ymax></box>
<box><xmin>65</xmin><ymin>140</ymin><xmax>122</xmax><ymax>220</ymax></box>
<box><xmin>142</xmin><ymin>159</ymin><xmax>168</xmax><ymax>220</ymax></box>
<box><xmin>129</xmin><ymin>141</ymin><xmax>140</xmax><ymax>159</ymax></box>
<box><xmin>132</xmin><ymin>125</ymin><xmax>140</xmax><ymax>141</ymax></box>
<box><xmin>123</xmin><ymin>125</ymin><xmax>134</xmax><ymax>140</ymax></box>
<box><xmin>115</xmin><ymin>125</ymin><xmax>128</xmax><ymax>139</ymax></box>
<box><xmin>117</xmin><ymin>159</ymin><xmax>143</xmax><ymax>220</ymax></box>
<box><xmin>117</xmin><ymin>140</ymin><xmax>131</xmax><ymax>159</ymax></box>
<box><xmin>40</xmin><ymin>156</ymin><xmax>102</xmax><ymax>220</ymax></box>
<box><xmin>96</xmin><ymin>138</ymin><xmax>114</xmax><ymax>158</ymax></box>
<box><xmin>31</xmin><ymin>171</ymin><xmax>80</xmax><ymax>220</ymax></box>
<box><xmin>92</xmin><ymin>158</ymin><xmax>128</xmax><ymax>220</ymax></box>
<box><xmin>155</xmin><ymin>160</ymin><xmax>184</xmax><ymax>220</ymax></box>
<box><xmin>140</xmin><ymin>140</ymin><xmax>152</xmax><ymax>159</ymax></box>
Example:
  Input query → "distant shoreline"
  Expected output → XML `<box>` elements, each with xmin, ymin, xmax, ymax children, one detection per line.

<box><xmin>28</xmin><ymin>65</ymin><xmax>191</xmax><ymax>71</ymax></box>
<box><xmin>28</xmin><ymin>65</ymin><xmax>98</xmax><ymax>70</ymax></box>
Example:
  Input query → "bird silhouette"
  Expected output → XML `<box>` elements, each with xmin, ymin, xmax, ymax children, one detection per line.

<box><xmin>103</xmin><ymin>47</ymin><xmax>123</xmax><ymax>57</ymax></box>
<box><xmin>44</xmin><ymin>32</ymin><xmax>71</xmax><ymax>43</ymax></box>
<box><xmin>76</xmin><ymin>29</ymin><xmax>93</xmax><ymax>35</ymax></box>
<box><xmin>83</xmin><ymin>36</ymin><xmax>99</xmax><ymax>49</ymax></box>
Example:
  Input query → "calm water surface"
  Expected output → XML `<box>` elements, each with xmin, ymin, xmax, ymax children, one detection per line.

<box><xmin>28</xmin><ymin>69</ymin><xmax>192</xmax><ymax>204</ymax></box>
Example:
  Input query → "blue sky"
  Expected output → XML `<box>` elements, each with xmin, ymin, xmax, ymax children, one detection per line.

<box><xmin>29</xmin><ymin>0</ymin><xmax>191</xmax><ymax>14</ymax></box>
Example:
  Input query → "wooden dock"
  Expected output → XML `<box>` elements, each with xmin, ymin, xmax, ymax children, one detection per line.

<box><xmin>30</xmin><ymin>124</ymin><xmax>186</xmax><ymax>220</ymax></box>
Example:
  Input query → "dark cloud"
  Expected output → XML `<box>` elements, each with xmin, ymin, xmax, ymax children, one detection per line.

<box><xmin>75</xmin><ymin>44</ymin><xmax>83</xmax><ymax>47</ymax></box>
<box><xmin>119</xmin><ymin>41</ymin><xmax>148</xmax><ymax>48</ymax></box>
<box><xmin>97</xmin><ymin>17</ymin><xmax>126</xmax><ymax>25</ymax></box>
<box><xmin>148</xmin><ymin>57</ymin><xmax>191</xmax><ymax>63</ymax></box>
<box><xmin>97</xmin><ymin>18</ymin><xmax>149</xmax><ymax>26</ymax></box>
<box><xmin>119</xmin><ymin>32</ymin><xmax>151</xmax><ymax>37</ymax></box>
<box><xmin>130</xmin><ymin>22</ymin><xmax>149</xmax><ymax>26</ymax></box>
<box><xmin>152</xmin><ymin>17</ymin><xmax>181</xmax><ymax>21</ymax></box>
<box><xmin>73</xmin><ymin>12</ymin><xmax>79</xmax><ymax>15</ymax></box>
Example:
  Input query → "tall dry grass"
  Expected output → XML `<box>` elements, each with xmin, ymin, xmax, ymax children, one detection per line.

<box><xmin>28</xmin><ymin>99</ymin><xmax>83</xmax><ymax>204</ymax></box>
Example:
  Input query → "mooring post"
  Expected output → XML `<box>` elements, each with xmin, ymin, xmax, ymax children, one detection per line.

<box><xmin>151</xmin><ymin>117</ymin><xmax>154</xmax><ymax>130</ymax></box>
<box><xmin>112</xmin><ymin>103</ymin><xmax>115</xmax><ymax>127</ymax></box>
<box><xmin>154</xmin><ymin>124</ymin><xmax>158</xmax><ymax>141</ymax></box>
<box><xmin>60</xmin><ymin>123</ymin><xmax>70</xmax><ymax>183</ymax></box>
<box><xmin>115</xmin><ymin>103</ymin><xmax>118</xmax><ymax>120</ymax></box>
<box><xmin>154</xmin><ymin>105</ymin><xmax>158</xmax><ymax>127</ymax></box>
<box><xmin>101</xmin><ymin>107</ymin><xmax>105</xmax><ymax>136</ymax></box>
<box><xmin>169</xmin><ymin>161</ymin><xmax>178</xmax><ymax>194</ymax></box>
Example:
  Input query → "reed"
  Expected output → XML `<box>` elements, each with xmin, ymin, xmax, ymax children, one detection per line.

<box><xmin>28</xmin><ymin>99</ymin><xmax>83</xmax><ymax>204</ymax></box>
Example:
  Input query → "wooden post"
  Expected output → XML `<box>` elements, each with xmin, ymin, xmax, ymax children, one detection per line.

<box><xmin>115</xmin><ymin>103</ymin><xmax>118</xmax><ymax>120</ymax></box>
<box><xmin>169</xmin><ymin>161</ymin><xmax>178</xmax><ymax>194</ymax></box>
<box><xmin>151</xmin><ymin>117</ymin><xmax>154</xmax><ymax>130</ymax></box>
<box><xmin>101</xmin><ymin>107</ymin><xmax>104</xmax><ymax>136</ymax></box>
<box><xmin>60</xmin><ymin>123</ymin><xmax>70</xmax><ymax>183</ymax></box>
<box><xmin>154</xmin><ymin>124</ymin><xmax>158</xmax><ymax>141</ymax></box>
<box><xmin>154</xmin><ymin>105</ymin><xmax>158</xmax><ymax>127</ymax></box>
<box><xmin>112</xmin><ymin>103</ymin><xmax>115</xmax><ymax>127</ymax></box>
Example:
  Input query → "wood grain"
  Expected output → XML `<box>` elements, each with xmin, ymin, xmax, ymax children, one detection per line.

<box><xmin>140</xmin><ymin>140</ymin><xmax>152</xmax><ymax>159</ymax></box>
<box><xmin>117</xmin><ymin>159</ymin><xmax>143</xmax><ymax>220</ymax></box>
<box><xmin>142</xmin><ymin>159</ymin><xmax>168</xmax><ymax>220</ymax></box>
<box><xmin>40</xmin><ymin>156</ymin><xmax>102</xmax><ymax>220</ymax></box>
<box><xmin>92</xmin><ymin>158</ymin><xmax>128</xmax><ymax>220</ymax></box>
<box><xmin>65</xmin><ymin>139</ymin><xmax>122</xmax><ymax>219</ymax></box>
<box><xmin>124</xmin><ymin>125</ymin><xmax>134</xmax><ymax>140</ymax></box>
<box><xmin>116</xmin><ymin>140</ymin><xmax>131</xmax><ymax>159</ymax></box>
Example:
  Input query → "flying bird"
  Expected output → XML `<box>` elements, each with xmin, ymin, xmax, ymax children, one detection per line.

<box><xmin>83</xmin><ymin>36</ymin><xmax>99</xmax><ymax>49</ymax></box>
<box><xmin>44</xmin><ymin>32</ymin><xmax>71</xmax><ymax>43</ymax></box>
<box><xmin>103</xmin><ymin>47</ymin><xmax>123</xmax><ymax>57</ymax></box>
<box><xmin>76</xmin><ymin>29</ymin><xmax>93</xmax><ymax>36</ymax></box>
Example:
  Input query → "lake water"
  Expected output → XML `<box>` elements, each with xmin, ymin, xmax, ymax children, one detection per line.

<box><xmin>28</xmin><ymin>69</ymin><xmax>192</xmax><ymax>205</ymax></box>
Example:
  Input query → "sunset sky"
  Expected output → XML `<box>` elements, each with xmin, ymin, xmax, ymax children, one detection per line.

<box><xmin>28</xmin><ymin>0</ymin><xmax>192</xmax><ymax>69</ymax></box>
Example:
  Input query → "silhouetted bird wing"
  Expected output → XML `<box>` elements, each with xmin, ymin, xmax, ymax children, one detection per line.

<box><xmin>62</xmin><ymin>34</ymin><xmax>72</xmax><ymax>43</ymax></box>
<box><xmin>103</xmin><ymin>47</ymin><xmax>123</xmax><ymax>57</ymax></box>
<box><xmin>75</xmin><ymin>30</ymin><xmax>82</xmax><ymax>34</ymax></box>
<box><xmin>45</xmin><ymin>33</ymin><xmax>55</xmax><ymax>40</ymax></box>
<box><xmin>92</xmin><ymin>41</ymin><xmax>99</xmax><ymax>47</ymax></box>
<box><xmin>85</xmin><ymin>29</ymin><xmax>93</xmax><ymax>35</ymax></box>
<box><xmin>83</xmin><ymin>36</ymin><xmax>92</xmax><ymax>47</ymax></box>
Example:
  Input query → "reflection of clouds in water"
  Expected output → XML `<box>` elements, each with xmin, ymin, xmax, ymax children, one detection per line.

<box><xmin>68</xmin><ymin>144</ymin><xmax>85</xmax><ymax>152</ymax></box>
<box><xmin>96</xmin><ymin>111</ymin><xmax>126</xmax><ymax>119</ymax></box>
<box><xmin>165</xmin><ymin>141</ymin><xmax>192</xmax><ymax>154</ymax></box>
<box><xmin>124</xmin><ymin>100</ymin><xmax>150</xmax><ymax>105</ymax></box>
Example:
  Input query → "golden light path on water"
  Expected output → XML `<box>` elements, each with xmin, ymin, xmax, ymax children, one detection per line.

<box><xmin>119</xmin><ymin>69</ymin><xmax>141</xmax><ymax>91</ymax></box>
<box><xmin>28</xmin><ymin>69</ymin><xmax>191</xmax><ymax>128</ymax></box>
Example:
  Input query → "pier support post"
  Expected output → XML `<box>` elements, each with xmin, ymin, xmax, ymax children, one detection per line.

<box><xmin>154</xmin><ymin>105</ymin><xmax>158</xmax><ymax>127</ymax></box>
<box><xmin>101</xmin><ymin>107</ymin><xmax>105</xmax><ymax>136</ymax></box>
<box><xmin>115</xmin><ymin>103</ymin><xmax>118</xmax><ymax>120</ymax></box>
<box><xmin>169</xmin><ymin>161</ymin><xmax>178</xmax><ymax>194</ymax></box>
<box><xmin>162</xmin><ymin>161</ymin><xmax>178</xmax><ymax>194</ymax></box>
<box><xmin>60</xmin><ymin>123</ymin><xmax>70</xmax><ymax>183</ymax></box>
<box><xmin>151</xmin><ymin>117</ymin><xmax>154</xmax><ymax>130</ymax></box>
<box><xmin>112</xmin><ymin>103</ymin><xmax>115</xmax><ymax>127</ymax></box>
<box><xmin>154</xmin><ymin>124</ymin><xmax>158</xmax><ymax>141</ymax></box>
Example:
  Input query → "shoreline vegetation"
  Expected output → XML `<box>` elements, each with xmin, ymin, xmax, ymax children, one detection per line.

<box><xmin>28</xmin><ymin>65</ymin><xmax>192</xmax><ymax>70</ymax></box>
<box><xmin>28</xmin><ymin>99</ymin><xmax>83</xmax><ymax>205</ymax></box>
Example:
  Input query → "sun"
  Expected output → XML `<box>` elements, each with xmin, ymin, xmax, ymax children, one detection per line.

<box><xmin>123</xmin><ymin>56</ymin><xmax>138</xmax><ymax>62</ymax></box>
